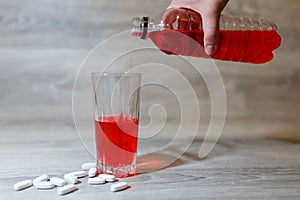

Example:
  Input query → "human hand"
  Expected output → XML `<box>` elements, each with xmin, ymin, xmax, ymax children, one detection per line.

<box><xmin>166</xmin><ymin>0</ymin><xmax>229</xmax><ymax>56</ymax></box>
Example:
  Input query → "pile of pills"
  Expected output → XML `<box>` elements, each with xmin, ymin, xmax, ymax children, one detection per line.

<box><xmin>13</xmin><ymin>162</ymin><xmax>129</xmax><ymax>195</ymax></box>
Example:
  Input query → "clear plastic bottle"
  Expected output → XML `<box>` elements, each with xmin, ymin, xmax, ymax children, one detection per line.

<box><xmin>131</xmin><ymin>8</ymin><xmax>281</xmax><ymax>64</ymax></box>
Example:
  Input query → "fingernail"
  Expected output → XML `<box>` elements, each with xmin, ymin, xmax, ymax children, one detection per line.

<box><xmin>205</xmin><ymin>45</ymin><xmax>216</xmax><ymax>56</ymax></box>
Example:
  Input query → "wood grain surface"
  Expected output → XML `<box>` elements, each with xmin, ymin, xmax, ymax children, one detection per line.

<box><xmin>1</xmin><ymin>122</ymin><xmax>299</xmax><ymax>199</ymax></box>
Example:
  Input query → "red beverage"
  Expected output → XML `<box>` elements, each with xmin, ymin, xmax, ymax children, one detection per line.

<box><xmin>149</xmin><ymin>29</ymin><xmax>281</xmax><ymax>64</ymax></box>
<box><xmin>95</xmin><ymin>115</ymin><xmax>138</xmax><ymax>176</ymax></box>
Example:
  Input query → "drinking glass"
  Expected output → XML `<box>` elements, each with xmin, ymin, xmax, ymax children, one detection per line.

<box><xmin>91</xmin><ymin>72</ymin><xmax>142</xmax><ymax>178</ymax></box>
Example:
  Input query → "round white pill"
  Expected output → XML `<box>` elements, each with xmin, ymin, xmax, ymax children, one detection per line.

<box><xmin>98</xmin><ymin>174</ymin><xmax>115</xmax><ymax>182</ymax></box>
<box><xmin>57</xmin><ymin>184</ymin><xmax>76</xmax><ymax>195</ymax></box>
<box><xmin>34</xmin><ymin>181</ymin><xmax>55</xmax><ymax>189</ymax></box>
<box><xmin>64</xmin><ymin>174</ymin><xmax>78</xmax><ymax>184</ymax></box>
<box><xmin>110</xmin><ymin>182</ymin><xmax>128</xmax><ymax>192</ymax></box>
<box><xmin>88</xmin><ymin>167</ymin><xmax>97</xmax><ymax>177</ymax></box>
<box><xmin>33</xmin><ymin>175</ymin><xmax>49</xmax><ymax>185</ymax></box>
<box><xmin>50</xmin><ymin>177</ymin><xmax>66</xmax><ymax>187</ymax></box>
<box><xmin>69</xmin><ymin>171</ymin><xmax>88</xmax><ymax>178</ymax></box>
<box><xmin>88</xmin><ymin>177</ymin><xmax>106</xmax><ymax>185</ymax></box>
<box><xmin>13</xmin><ymin>180</ymin><xmax>33</xmax><ymax>191</ymax></box>
<box><xmin>81</xmin><ymin>162</ymin><xmax>96</xmax><ymax>171</ymax></box>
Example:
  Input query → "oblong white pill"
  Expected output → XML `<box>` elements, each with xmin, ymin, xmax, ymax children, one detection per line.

<box><xmin>34</xmin><ymin>181</ymin><xmax>55</xmax><ymax>189</ymax></box>
<box><xmin>69</xmin><ymin>171</ymin><xmax>88</xmax><ymax>178</ymax></box>
<box><xmin>50</xmin><ymin>177</ymin><xmax>66</xmax><ymax>187</ymax></box>
<box><xmin>98</xmin><ymin>174</ymin><xmax>115</xmax><ymax>182</ymax></box>
<box><xmin>33</xmin><ymin>175</ymin><xmax>49</xmax><ymax>185</ymax></box>
<box><xmin>88</xmin><ymin>177</ymin><xmax>106</xmax><ymax>185</ymax></box>
<box><xmin>81</xmin><ymin>162</ymin><xmax>96</xmax><ymax>171</ymax></box>
<box><xmin>13</xmin><ymin>180</ymin><xmax>33</xmax><ymax>191</ymax></box>
<box><xmin>64</xmin><ymin>174</ymin><xmax>78</xmax><ymax>184</ymax></box>
<box><xmin>57</xmin><ymin>184</ymin><xmax>76</xmax><ymax>195</ymax></box>
<box><xmin>32</xmin><ymin>174</ymin><xmax>49</xmax><ymax>185</ymax></box>
<box><xmin>110</xmin><ymin>182</ymin><xmax>128</xmax><ymax>192</ymax></box>
<box><xmin>88</xmin><ymin>167</ymin><xmax>97</xmax><ymax>177</ymax></box>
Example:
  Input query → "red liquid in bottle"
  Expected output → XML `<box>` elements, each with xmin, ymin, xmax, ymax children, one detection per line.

<box><xmin>149</xmin><ymin>29</ymin><xmax>281</xmax><ymax>64</ymax></box>
<box><xmin>95</xmin><ymin>115</ymin><xmax>138</xmax><ymax>175</ymax></box>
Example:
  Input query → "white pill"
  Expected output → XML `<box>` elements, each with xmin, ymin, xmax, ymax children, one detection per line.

<box><xmin>64</xmin><ymin>174</ymin><xmax>78</xmax><ymax>184</ymax></box>
<box><xmin>50</xmin><ymin>177</ymin><xmax>66</xmax><ymax>187</ymax></box>
<box><xmin>33</xmin><ymin>175</ymin><xmax>49</xmax><ymax>185</ymax></box>
<box><xmin>69</xmin><ymin>171</ymin><xmax>88</xmax><ymax>178</ymax></box>
<box><xmin>13</xmin><ymin>180</ymin><xmax>33</xmax><ymax>191</ymax></box>
<box><xmin>98</xmin><ymin>174</ymin><xmax>115</xmax><ymax>182</ymax></box>
<box><xmin>110</xmin><ymin>182</ymin><xmax>128</xmax><ymax>192</ymax></box>
<box><xmin>88</xmin><ymin>177</ymin><xmax>106</xmax><ymax>185</ymax></box>
<box><xmin>34</xmin><ymin>181</ymin><xmax>55</xmax><ymax>189</ymax></box>
<box><xmin>81</xmin><ymin>162</ymin><xmax>96</xmax><ymax>171</ymax></box>
<box><xmin>88</xmin><ymin>167</ymin><xmax>97</xmax><ymax>177</ymax></box>
<box><xmin>57</xmin><ymin>184</ymin><xmax>76</xmax><ymax>195</ymax></box>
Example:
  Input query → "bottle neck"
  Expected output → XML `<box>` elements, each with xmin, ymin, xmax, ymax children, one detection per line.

<box><xmin>132</xmin><ymin>16</ymin><xmax>168</xmax><ymax>39</ymax></box>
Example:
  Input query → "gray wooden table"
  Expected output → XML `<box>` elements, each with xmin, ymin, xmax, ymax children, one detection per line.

<box><xmin>1</xmin><ymin>121</ymin><xmax>300</xmax><ymax>200</ymax></box>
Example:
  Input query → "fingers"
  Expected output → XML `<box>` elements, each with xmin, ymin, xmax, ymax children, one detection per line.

<box><xmin>162</xmin><ymin>8</ymin><xmax>191</xmax><ymax>30</ymax></box>
<box><xmin>165</xmin><ymin>0</ymin><xmax>230</xmax><ymax>56</ymax></box>
<box><xmin>201</xmin><ymin>12</ymin><xmax>220</xmax><ymax>56</ymax></box>
<box><xmin>200</xmin><ymin>0</ymin><xmax>229</xmax><ymax>55</ymax></box>
<box><xmin>162</xmin><ymin>9</ymin><xmax>180</xmax><ymax>29</ymax></box>
<box><xmin>186</xmin><ymin>9</ymin><xmax>202</xmax><ymax>30</ymax></box>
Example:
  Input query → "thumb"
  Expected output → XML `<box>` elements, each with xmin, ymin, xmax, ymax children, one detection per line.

<box><xmin>201</xmin><ymin>13</ymin><xmax>220</xmax><ymax>56</ymax></box>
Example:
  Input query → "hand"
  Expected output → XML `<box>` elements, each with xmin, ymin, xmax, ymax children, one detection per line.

<box><xmin>166</xmin><ymin>0</ymin><xmax>229</xmax><ymax>55</ymax></box>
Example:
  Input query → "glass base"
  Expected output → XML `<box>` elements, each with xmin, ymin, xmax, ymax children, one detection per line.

<box><xmin>97</xmin><ymin>163</ymin><xmax>136</xmax><ymax>178</ymax></box>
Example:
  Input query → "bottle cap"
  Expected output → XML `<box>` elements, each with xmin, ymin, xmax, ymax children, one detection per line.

<box><xmin>131</xmin><ymin>16</ymin><xmax>150</xmax><ymax>39</ymax></box>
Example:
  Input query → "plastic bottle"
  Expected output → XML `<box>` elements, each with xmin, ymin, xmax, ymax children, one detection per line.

<box><xmin>131</xmin><ymin>8</ymin><xmax>281</xmax><ymax>64</ymax></box>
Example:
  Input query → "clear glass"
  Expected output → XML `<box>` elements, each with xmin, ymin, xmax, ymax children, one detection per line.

<box><xmin>91</xmin><ymin>72</ymin><xmax>142</xmax><ymax>178</ymax></box>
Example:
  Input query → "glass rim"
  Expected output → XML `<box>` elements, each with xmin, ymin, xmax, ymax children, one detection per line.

<box><xmin>91</xmin><ymin>72</ymin><xmax>142</xmax><ymax>77</ymax></box>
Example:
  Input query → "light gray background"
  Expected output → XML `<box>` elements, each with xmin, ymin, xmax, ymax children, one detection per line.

<box><xmin>0</xmin><ymin>0</ymin><xmax>299</xmax><ymax>139</ymax></box>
